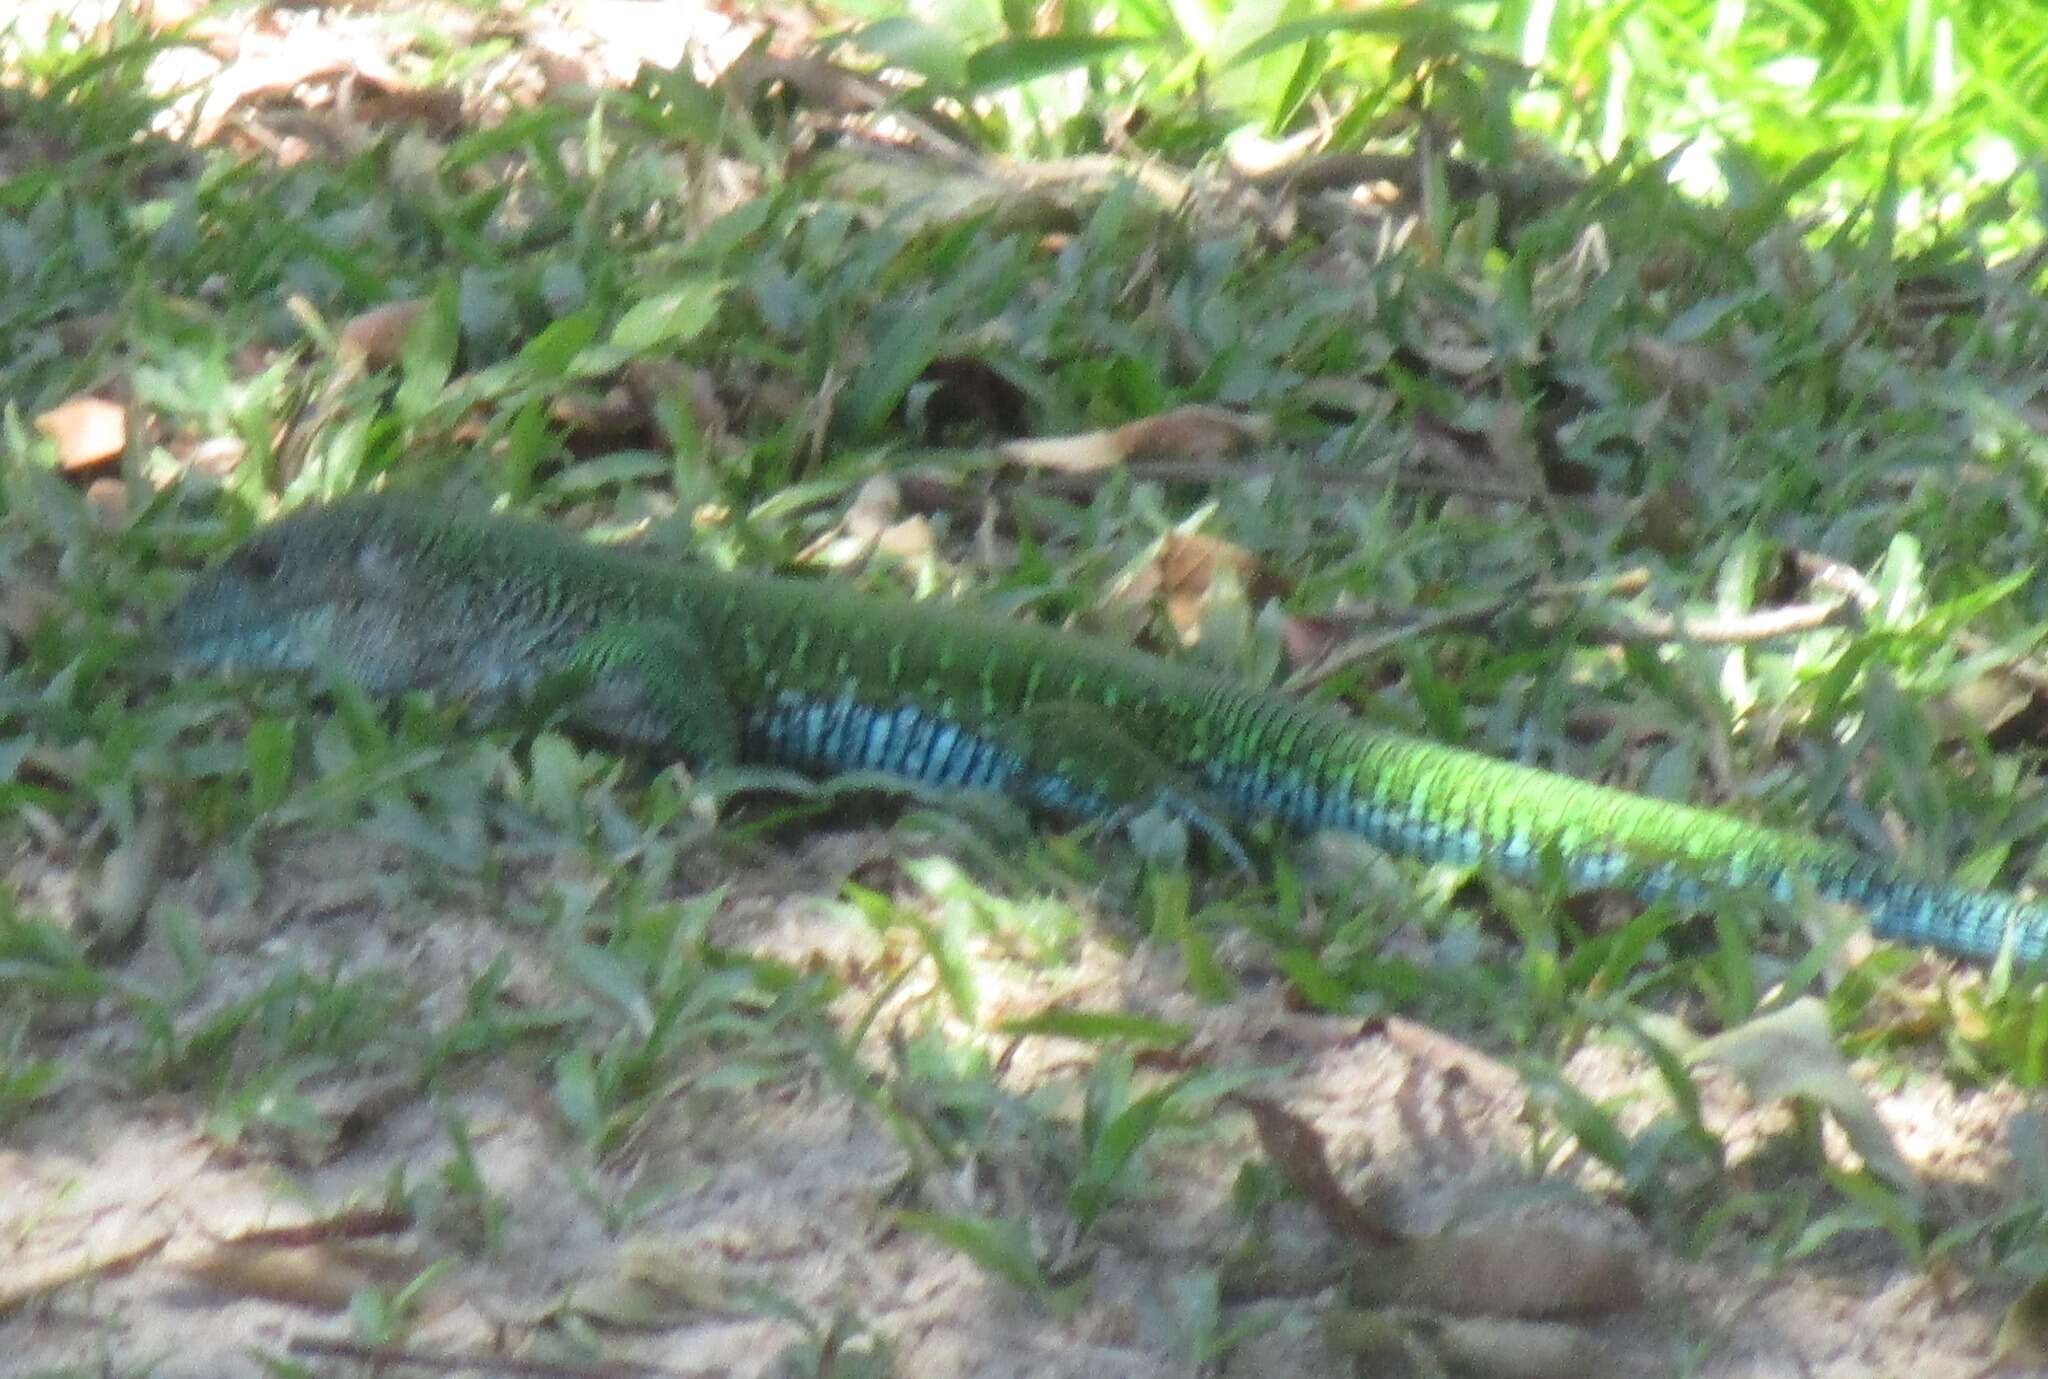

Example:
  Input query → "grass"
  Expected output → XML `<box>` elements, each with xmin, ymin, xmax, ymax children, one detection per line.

<box><xmin>5</xmin><ymin>1</ymin><xmax>2048</xmax><ymax>1375</ymax></box>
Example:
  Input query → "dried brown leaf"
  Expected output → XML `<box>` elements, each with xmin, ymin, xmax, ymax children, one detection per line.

<box><xmin>336</xmin><ymin>298</ymin><xmax>426</xmax><ymax>369</ymax></box>
<box><xmin>1000</xmin><ymin>404</ymin><xmax>1272</xmax><ymax>474</ymax></box>
<box><xmin>998</xmin><ymin>429</ymin><xmax>1127</xmax><ymax>474</ymax></box>
<box><xmin>0</xmin><ymin>1225</ymin><xmax>170</xmax><ymax>1315</ymax></box>
<box><xmin>1157</xmin><ymin>531</ymin><xmax>1266</xmax><ymax>645</ymax></box>
<box><xmin>34</xmin><ymin>394</ymin><xmax>127</xmax><ymax>471</ymax></box>
<box><xmin>180</xmin><ymin>1238</ymin><xmax>421</xmax><ymax>1312</ymax></box>
<box><xmin>1230</xmin><ymin>1093</ymin><xmax>1400</xmax><ymax>1245</ymax></box>
<box><xmin>223</xmin><ymin>1207</ymin><xmax>412</xmax><ymax>1250</ymax></box>
<box><xmin>172</xmin><ymin>436</ymin><xmax>249</xmax><ymax>481</ymax></box>
<box><xmin>178</xmin><ymin>20</ymin><xmax>419</xmax><ymax>144</ymax></box>
<box><xmin>1114</xmin><ymin>404</ymin><xmax>1273</xmax><ymax>461</ymax></box>
<box><xmin>1350</xmin><ymin>1210</ymin><xmax>1644</xmax><ymax>1319</ymax></box>
<box><xmin>795</xmin><ymin>475</ymin><xmax>912</xmax><ymax>568</ymax></box>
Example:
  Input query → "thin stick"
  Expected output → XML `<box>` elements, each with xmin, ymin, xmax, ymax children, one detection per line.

<box><xmin>1599</xmin><ymin>598</ymin><xmax>1849</xmax><ymax>646</ymax></box>
<box><xmin>1282</xmin><ymin>568</ymin><xmax>1653</xmax><ymax>695</ymax></box>
<box><xmin>1795</xmin><ymin>549</ymin><xmax>2048</xmax><ymax>694</ymax></box>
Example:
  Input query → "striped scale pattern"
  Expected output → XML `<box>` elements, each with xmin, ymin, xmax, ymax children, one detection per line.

<box><xmin>168</xmin><ymin>496</ymin><xmax>2048</xmax><ymax>966</ymax></box>
<box><xmin>754</xmin><ymin>693</ymin><xmax>1018</xmax><ymax>792</ymax></box>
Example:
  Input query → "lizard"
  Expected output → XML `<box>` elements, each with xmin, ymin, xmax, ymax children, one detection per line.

<box><xmin>161</xmin><ymin>492</ymin><xmax>2048</xmax><ymax>967</ymax></box>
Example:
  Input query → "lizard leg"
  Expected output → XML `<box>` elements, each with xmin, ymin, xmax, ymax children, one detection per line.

<box><xmin>537</xmin><ymin>618</ymin><xmax>742</xmax><ymax>771</ymax></box>
<box><xmin>1010</xmin><ymin>701</ymin><xmax>1250</xmax><ymax>871</ymax></box>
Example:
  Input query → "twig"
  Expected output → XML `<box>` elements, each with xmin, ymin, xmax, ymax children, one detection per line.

<box><xmin>1282</xmin><ymin>595</ymin><xmax>1517</xmax><ymax>695</ymax></box>
<box><xmin>285</xmin><ymin>1337</ymin><xmax>713</xmax><ymax>1379</ymax></box>
<box><xmin>1794</xmin><ymin>549</ymin><xmax>2048</xmax><ymax>695</ymax></box>
<box><xmin>1281</xmin><ymin>568</ymin><xmax>1652</xmax><ymax>695</ymax></box>
<box><xmin>1285</xmin><ymin>569</ymin><xmax>1849</xmax><ymax>694</ymax></box>
<box><xmin>1598</xmin><ymin>598</ymin><xmax>1849</xmax><ymax>646</ymax></box>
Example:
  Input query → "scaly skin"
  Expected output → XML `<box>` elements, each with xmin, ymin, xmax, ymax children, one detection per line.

<box><xmin>163</xmin><ymin>495</ymin><xmax>2048</xmax><ymax>965</ymax></box>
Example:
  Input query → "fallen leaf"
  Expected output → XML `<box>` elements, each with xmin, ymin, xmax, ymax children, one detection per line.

<box><xmin>34</xmin><ymin>394</ymin><xmax>127</xmax><ymax>470</ymax></box>
<box><xmin>336</xmin><ymin>298</ymin><xmax>426</xmax><ymax>368</ymax></box>
<box><xmin>1350</xmin><ymin>1206</ymin><xmax>1644</xmax><ymax>1319</ymax></box>
<box><xmin>1230</xmin><ymin>1093</ymin><xmax>1401</xmax><ymax>1245</ymax></box>
<box><xmin>1113</xmin><ymin>404</ymin><xmax>1273</xmax><ymax>461</ymax></box>
<box><xmin>174</xmin><ymin>436</ymin><xmax>249</xmax><ymax>480</ymax></box>
<box><xmin>174</xmin><ymin>25</ymin><xmax>416</xmax><ymax>145</ymax></box>
<box><xmin>1000</xmin><ymin>404</ymin><xmax>1272</xmax><ymax>474</ymax></box>
<box><xmin>795</xmin><ymin>475</ymin><xmax>932</xmax><ymax>568</ymax></box>
<box><xmin>1157</xmin><ymin>531</ymin><xmax>1268</xmax><ymax>645</ymax></box>
<box><xmin>0</xmin><ymin>1225</ymin><xmax>170</xmax><ymax>1315</ymax></box>
<box><xmin>223</xmin><ymin>1207</ymin><xmax>412</xmax><ymax>1249</ymax></box>
<box><xmin>180</xmin><ymin>1238</ymin><xmax>422</xmax><ymax>1312</ymax></box>
<box><xmin>998</xmin><ymin>428</ymin><xmax>1125</xmax><ymax>474</ymax></box>
<box><xmin>1689</xmin><ymin>997</ymin><xmax>1914</xmax><ymax>1190</ymax></box>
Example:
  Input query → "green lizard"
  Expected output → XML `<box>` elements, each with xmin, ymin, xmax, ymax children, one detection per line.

<box><xmin>163</xmin><ymin>493</ymin><xmax>2048</xmax><ymax>966</ymax></box>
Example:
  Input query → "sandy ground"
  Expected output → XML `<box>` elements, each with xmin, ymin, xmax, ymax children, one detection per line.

<box><xmin>7</xmin><ymin>822</ymin><xmax>2040</xmax><ymax>1379</ymax></box>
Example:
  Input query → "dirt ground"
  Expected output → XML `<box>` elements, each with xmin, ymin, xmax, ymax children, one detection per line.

<box><xmin>7</xmin><ymin>823</ymin><xmax>2040</xmax><ymax>1379</ymax></box>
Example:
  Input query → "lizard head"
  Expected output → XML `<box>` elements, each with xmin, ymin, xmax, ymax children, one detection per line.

<box><xmin>162</xmin><ymin>498</ymin><xmax>430</xmax><ymax>688</ymax></box>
